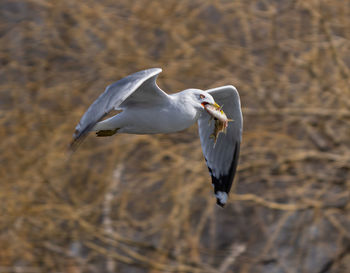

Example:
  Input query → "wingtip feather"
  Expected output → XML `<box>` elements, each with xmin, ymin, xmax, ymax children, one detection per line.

<box><xmin>215</xmin><ymin>191</ymin><xmax>228</xmax><ymax>207</ymax></box>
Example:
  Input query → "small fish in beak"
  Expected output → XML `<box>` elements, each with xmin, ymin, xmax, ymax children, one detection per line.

<box><xmin>204</xmin><ymin>103</ymin><xmax>232</xmax><ymax>144</ymax></box>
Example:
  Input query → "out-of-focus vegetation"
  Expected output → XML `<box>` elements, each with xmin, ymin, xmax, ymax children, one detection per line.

<box><xmin>1</xmin><ymin>0</ymin><xmax>350</xmax><ymax>272</ymax></box>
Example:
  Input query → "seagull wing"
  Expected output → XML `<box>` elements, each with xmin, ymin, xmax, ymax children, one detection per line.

<box><xmin>198</xmin><ymin>85</ymin><xmax>243</xmax><ymax>207</ymax></box>
<box><xmin>71</xmin><ymin>68</ymin><xmax>167</xmax><ymax>148</ymax></box>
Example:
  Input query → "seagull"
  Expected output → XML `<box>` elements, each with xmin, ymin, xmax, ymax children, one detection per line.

<box><xmin>71</xmin><ymin>68</ymin><xmax>243</xmax><ymax>207</ymax></box>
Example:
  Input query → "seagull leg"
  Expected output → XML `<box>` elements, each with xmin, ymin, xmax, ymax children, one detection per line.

<box><xmin>96</xmin><ymin>128</ymin><xmax>119</xmax><ymax>137</ymax></box>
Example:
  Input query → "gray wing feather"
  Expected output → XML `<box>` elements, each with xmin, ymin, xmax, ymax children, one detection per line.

<box><xmin>71</xmin><ymin>68</ymin><xmax>165</xmax><ymax>148</ymax></box>
<box><xmin>198</xmin><ymin>85</ymin><xmax>243</xmax><ymax>207</ymax></box>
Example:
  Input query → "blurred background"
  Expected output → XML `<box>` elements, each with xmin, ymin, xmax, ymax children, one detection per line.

<box><xmin>1</xmin><ymin>0</ymin><xmax>350</xmax><ymax>272</ymax></box>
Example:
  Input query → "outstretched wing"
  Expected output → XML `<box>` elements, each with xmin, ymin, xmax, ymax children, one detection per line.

<box><xmin>71</xmin><ymin>68</ymin><xmax>167</xmax><ymax>149</ymax></box>
<box><xmin>198</xmin><ymin>85</ymin><xmax>243</xmax><ymax>207</ymax></box>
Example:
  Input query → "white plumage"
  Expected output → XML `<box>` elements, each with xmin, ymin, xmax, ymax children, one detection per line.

<box><xmin>71</xmin><ymin>68</ymin><xmax>243</xmax><ymax>207</ymax></box>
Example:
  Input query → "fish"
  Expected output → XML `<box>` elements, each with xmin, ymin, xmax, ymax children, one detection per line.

<box><xmin>204</xmin><ymin>104</ymin><xmax>232</xmax><ymax>144</ymax></box>
<box><xmin>210</xmin><ymin>118</ymin><xmax>228</xmax><ymax>143</ymax></box>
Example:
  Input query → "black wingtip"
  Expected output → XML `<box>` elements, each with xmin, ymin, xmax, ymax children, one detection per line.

<box><xmin>216</xmin><ymin>199</ymin><xmax>225</xmax><ymax>207</ymax></box>
<box><xmin>214</xmin><ymin>190</ymin><xmax>229</xmax><ymax>208</ymax></box>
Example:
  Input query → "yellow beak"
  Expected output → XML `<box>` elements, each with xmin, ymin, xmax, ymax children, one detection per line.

<box><xmin>202</xmin><ymin>101</ymin><xmax>222</xmax><ymax>110</ymax></box>
<box><xmin>213</xmin><ymin>102</ymin><xmax>221</xmax><ymax>109</ymax></box>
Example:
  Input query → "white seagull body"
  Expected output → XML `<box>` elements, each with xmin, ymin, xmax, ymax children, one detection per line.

<box><xmin>71</xmin><ymin>68</ymin><xmax>243</xmax><ymax>207</ymax></box>
<box><xmin>93</xmin><ymin>89</ymin><xmax>201</xmax><ymax>134</ymax></box>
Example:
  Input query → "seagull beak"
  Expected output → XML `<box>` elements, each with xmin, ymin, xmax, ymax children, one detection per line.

<box><xmin>201</xmin><ymin>101</ymin><xmax>221</xmax><ymax>109</ymax></box>
<box><xmin>213</xmin><ymin>102</ymin><xmax>221</xmax><ymax>109</ymax></box>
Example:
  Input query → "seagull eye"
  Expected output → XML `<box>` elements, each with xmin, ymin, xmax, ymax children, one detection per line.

<box><xmin>200</xmin><ymin>94</ymin><xmax>205</xmax><ymax>99</ymax></box>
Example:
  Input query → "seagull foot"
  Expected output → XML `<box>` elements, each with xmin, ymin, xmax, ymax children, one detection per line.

<box><xmin>96</xmin><ymin>128</ymin><xmax>119</xmax><ymax>137</ymax></box>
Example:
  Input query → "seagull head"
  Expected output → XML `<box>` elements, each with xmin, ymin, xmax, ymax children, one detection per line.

<box><xmin>191</xmin><ymin>90</ymin><xmax>221</xmax><ymax>111</ymax></box>
<box><xmin>176</xmin><ymin>89</ymin><xmax>223</xmax><ymax>121</ymax></box>
<box><xmin>186</xmin><ymin>89</ymin><xmax>220</xmax><ymax>110</ymax></box>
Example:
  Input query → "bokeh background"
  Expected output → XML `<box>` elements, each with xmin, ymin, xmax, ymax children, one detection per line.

<box><xmin>1</xmin><ymin>0</ymin><xmax>350</xmax><ymax>272</ymax></box>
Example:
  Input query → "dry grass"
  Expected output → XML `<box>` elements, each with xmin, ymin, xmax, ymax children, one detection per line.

<box><xmin>1</xmin><ymin>0</ymin><xmax>350</xmax><ymax>272</ymax></box>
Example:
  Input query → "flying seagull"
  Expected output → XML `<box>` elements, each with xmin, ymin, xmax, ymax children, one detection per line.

<box><xmin>71</xmin><ymin>68</ymin><xmax>243</xmax><ymax>207</ymax></box>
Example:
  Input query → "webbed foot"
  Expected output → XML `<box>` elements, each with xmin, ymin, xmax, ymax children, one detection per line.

<box><xmin>96</xmin><ymin>128</ymin><xmax>119</xmax><ymax>137</ymax></box>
